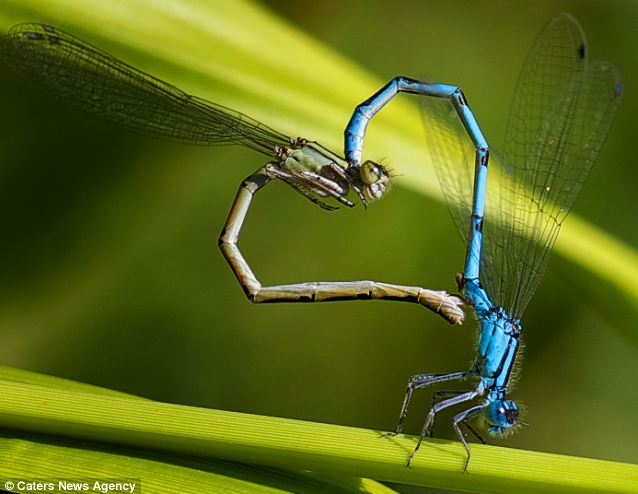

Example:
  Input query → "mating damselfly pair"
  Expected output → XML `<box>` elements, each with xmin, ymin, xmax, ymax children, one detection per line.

<box><xmin>0</xmin><ymin>14</ymin><xmax>621</xmax><ymax>471</ymax></box>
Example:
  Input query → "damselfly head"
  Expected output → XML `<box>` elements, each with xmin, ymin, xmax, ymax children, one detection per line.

<box><xmin>485</xmin><ymin>399</ymin><xmax>519</xmax><ymax>436</ymax></box>
<box><xmin>359</xmin><ymin>160</ymin><xmax>390</xmax><ymax>200</ymax></box>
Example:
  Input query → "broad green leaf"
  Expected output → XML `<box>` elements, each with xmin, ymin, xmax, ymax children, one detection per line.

<box><xmin>0</xmin><ymin>367</ymin><xmax>637</xmax><ymax>494</ymax></box>
<box><xmin>0</xmin><ymin>366</ymin><xmax>397</xmax><ymax>494</ymax></box>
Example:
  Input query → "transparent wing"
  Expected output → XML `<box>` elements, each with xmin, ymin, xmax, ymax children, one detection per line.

<box><xmin>421</xmin><ymin>95</ymin><xmax>475</xmax><ymax>250</ymax></box>
<box><xmin>0</xmin><ymin>23</ymin><xmax>290</xmax><ymax>155</ymax></box>
<box><xmin>481</xmin><ymin>14</ymin><xmax>623</xmax><ymax>317</ymax></box>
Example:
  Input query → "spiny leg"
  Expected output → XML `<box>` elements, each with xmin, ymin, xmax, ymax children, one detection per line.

<box><xmin>331</xmin><ymin>161</ymin><xmax>366</xmax><ymax>205</ymax></box>
<box><xmin>299</xmin><ymin>170</ymin><xmax>354</xmax><ymax>203</ymax></box>
<box><xmin>463</xmin><ymin>418</ymin><xmax>486</xmax><ymax>446</ymax></box>
<box><xmin>453</xmin><ymin>405</ymin><xmax>486</xmax><ymax>473</ymax></box>
<box><xmin>265</xmin><ymin>164</ymin><xmax>355</xmax><ymax>207</ymax></box>
<box><xmin>428</xmin><ymin>390</ymin><xmax>485</xmax><ymax>444</ymax></box>
<box><xmin>391</xmin><ymin>372</ymin><xmax>468</xmax><ymax>436</ymax></box>
<box><xmin>277</xmin><ymin>177</ymin><xmax>339</xmax><ymax>211</ymax></box>
<box><xmin>407</xmin><ymin>388</ymin><xmax>480</xmax><ymax>467</ymax></box>
<box><xmin>218</xmin><ymin>170</ymin><xmax>466</xmax><ymax>324</ymax></box>
<box><xmin>272</xmin><ymin>165</ymin><xmax>347</xmax><ymax>197</ymax></box>
<box><xmin>301</xmin><ymin>141</ymin><xmax>367</xmax><ymax>204</ymax></box>
<box><xmin>429</xmin><ymin>390</ymin><xmax>466</xmax><ymax>438</ymax></box>
<box><xmin>430</xmin><ymin>391</ymin><xmax>487</xmax><ymax>445</ymax></box>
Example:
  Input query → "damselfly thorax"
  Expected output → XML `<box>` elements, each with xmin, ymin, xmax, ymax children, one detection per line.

<box><xmin>269</xmin><ymin>138</ymin><xmax>390</xmax><ymax>210</ymax></box>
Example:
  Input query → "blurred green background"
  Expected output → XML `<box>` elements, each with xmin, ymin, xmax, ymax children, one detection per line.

<box><xmin>0</xmin><ymin>0</ymin><xmax>636</xmax><ymax>489</ymax></box>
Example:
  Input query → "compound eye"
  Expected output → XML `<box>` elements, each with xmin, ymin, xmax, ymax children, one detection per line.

<box><xmin>360</xmin><ymin>160</ymin><xmax>382</xmax><ymax>185</ymax></box>
<box><xmin>486</xmin><ymin>400</ymin><xmax>519</xmax><ymax>430</ymax></box>
<box><xmin>501</xmin><ymin>403</ymin><xmax>519</xmax><ymax>426</ymax></box>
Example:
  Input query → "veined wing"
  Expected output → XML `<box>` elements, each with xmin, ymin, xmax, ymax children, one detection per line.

<box><xmin>481</xmin><ymin>14</ymin><xmax>623</xmax><ymax>317</ymax></box>
<box><xmin>0</xmin><ymin>23</ymin><xmax>290</xmax><ymax>155</ymax></box>
<box><xmin>420</xmin><ymin>93</ymin><xmax>475</xmax><ymax>251</ymax></box>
